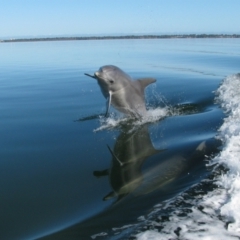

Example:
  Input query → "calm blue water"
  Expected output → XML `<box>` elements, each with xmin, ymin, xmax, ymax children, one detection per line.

<box><xmin>0</xmin><ymin>39</ymin><xmax>239</xmax><ymax>240</ymax></box>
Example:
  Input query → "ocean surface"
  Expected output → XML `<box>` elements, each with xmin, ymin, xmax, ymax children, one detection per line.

<box><xmin>0</xmin><ymin>39</ymin><xmax>239</xmax><ymax>240</ymax></box>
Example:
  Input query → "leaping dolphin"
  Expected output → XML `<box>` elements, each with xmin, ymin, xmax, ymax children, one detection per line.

<box><xmin>84</xmin><ymin>65</ymin><xmax>156</xmax><ymax>118</ymax></box>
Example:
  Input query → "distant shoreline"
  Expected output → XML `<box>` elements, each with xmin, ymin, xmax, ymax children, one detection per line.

<box><xmin>1</xmin><ymin>34</ymin><xmax>240</xmax><ymax>43</ymax></box>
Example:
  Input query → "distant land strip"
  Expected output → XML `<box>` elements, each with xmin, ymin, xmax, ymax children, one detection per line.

<box><xmin>1</xmin><ymin>34</ymin><xmax>240</xmax><ymax>43</ymax></box>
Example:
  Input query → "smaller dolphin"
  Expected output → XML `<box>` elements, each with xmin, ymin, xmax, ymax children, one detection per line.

<box><xmin>85</xmin><ymin>65</ymin><xmax>156</xmax><ymax>118</ymax></box>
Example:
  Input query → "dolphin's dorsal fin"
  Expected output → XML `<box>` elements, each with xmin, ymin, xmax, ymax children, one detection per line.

<box><xmin>133</xmin><ymin>78</ymin><xmax>156</xmax><ymax>94</ymax></box>
<box><xmin>137</xmin><ymin>78</ymin><xmax>156</xmax><ymax>87</ymax></box>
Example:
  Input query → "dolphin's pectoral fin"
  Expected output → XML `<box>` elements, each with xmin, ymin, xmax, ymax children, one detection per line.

<box><xmin>105</xmin><ymin>92</ymin><xmax>112</xmax><ymax>117</ymax></box>
<box><xmin>133</xmin><ymin>78</ymin><xmax>156</xmax><ymax>94</ymax></box>
<box><xmin>107</xmin><ymin>145</ymin><xmax>124</xmax><ymax>166</ymax></box>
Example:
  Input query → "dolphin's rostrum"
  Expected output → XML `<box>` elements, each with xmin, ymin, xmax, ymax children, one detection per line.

<box><xmin>84</xmin><ymin>65</ymin><xmax>156</xmax><ymax>117</ymax></box>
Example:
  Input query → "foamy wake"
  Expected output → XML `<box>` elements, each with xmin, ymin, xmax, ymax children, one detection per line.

<box><xmin>94</xmin><ymin>107</ymin><xmax>169</xmax><ymax>132</ymax></box>
<box><xmin>136</xmin><ymin>74</ymin><xmax>240</xmax><ymax>240</ymax></box>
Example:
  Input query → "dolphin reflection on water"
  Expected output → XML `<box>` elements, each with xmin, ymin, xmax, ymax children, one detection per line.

<box><xmin>94</xmin><ymin>125</ymin><xmax>163</xmax><ymax>201</ymax></box>
<box><xmin>94</xmin><ymin>125</ymin><xmax>214</xmax><ymax>202</ymax></box>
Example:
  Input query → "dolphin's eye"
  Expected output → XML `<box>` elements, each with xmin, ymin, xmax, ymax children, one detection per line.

<box><xmin>109</xmin><ymin>80</ymin><xmax>114</xmax><ymax>84</ymax></box>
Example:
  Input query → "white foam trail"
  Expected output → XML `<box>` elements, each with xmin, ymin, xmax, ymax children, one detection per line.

<box><xmin>211</xmin><ymin>73</ymin><xmax>240</xmax><ymax>235</ymax></box>
<box><xmin>135</xmin><ymin>74</ymin><xmax>240</xmax><ymax>240</ymax></box>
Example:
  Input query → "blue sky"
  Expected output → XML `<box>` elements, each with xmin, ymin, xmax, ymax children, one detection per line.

<box><xmin>1</xmin><ymin>0</ymin><xmax>240</xmax><ymax>38</ymax></box>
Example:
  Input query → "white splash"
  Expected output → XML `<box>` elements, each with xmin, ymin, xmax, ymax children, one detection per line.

<box><xmin>94</xmin><ymin>107</ymin><xmax>169</xmax><ymax>132</ymax></box>
<box><xmin>136</xmin><ymin>73</ymin><xmax>240</xmax><ymax>240</ymax></box>
<box><xmin>211</xmin><ymin>73</ymin><xmax>240</xmax><ymax>234</ymax></box>
<box><xmin>91</xmin><ymin>232</ymin><xmax>108</xmax><ymax>239</ymax></box>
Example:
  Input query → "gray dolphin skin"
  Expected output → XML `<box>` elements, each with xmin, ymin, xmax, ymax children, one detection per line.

<box><xmin>84</xmin><ymin>65</ymin><xmax>156</xmax><ymax>117</ymax></box>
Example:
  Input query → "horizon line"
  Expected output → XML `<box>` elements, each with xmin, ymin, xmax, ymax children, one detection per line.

<box><xmin>1</xmin><ymin>33</ymin><xmax>240</xmax><ymax>43</ymax></box>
